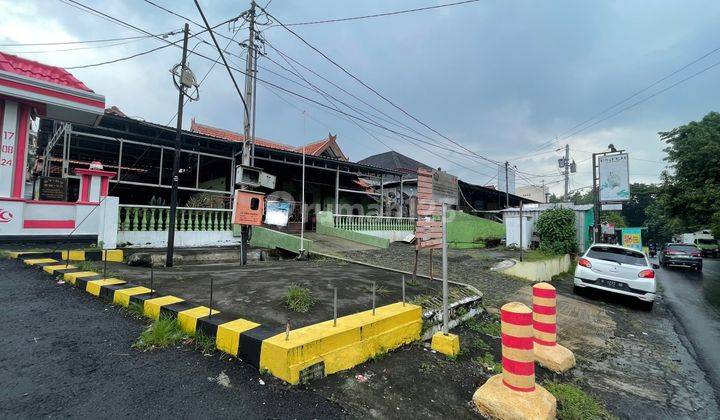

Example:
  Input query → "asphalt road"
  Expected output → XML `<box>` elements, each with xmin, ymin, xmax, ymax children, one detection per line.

<box><xmin>0</xmin><ymin>258</ymin><xmax>345</xmax><ymax>419</ymax></box>
<box><xmin>658</xmin><ymin>257</ymin><xmax>720</xmax><ymax>396</ymax></box>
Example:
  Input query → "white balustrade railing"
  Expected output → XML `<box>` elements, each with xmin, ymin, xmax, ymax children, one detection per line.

<box><xmin>333</xmin><ymin>214</ymin><xmax>416</xmax><ymax>232</ymax></box>
<box><xmin>118</xmin><ymin>204</ymin><xmax>232</xmax><ymax>232</ymax></box>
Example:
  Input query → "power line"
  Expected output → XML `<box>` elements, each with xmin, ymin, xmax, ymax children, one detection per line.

<box><xmin>526</xmin><ymin>43</ymin><xmax>720</xmax><ymax>155</ymax></box>
<box><xmin>259</xmin><ymin>4</ymin><xmax>503</xmax><ymax>168</ymax></box>
<box><xmin>0</xmin><ymin>31</ymin><xmax>176</xmax><ymax>47</ymax></box>
<box><xmin>272</xmin><ymin>0</ymin><xmax>480</xmax><ymax>27</ymax></box>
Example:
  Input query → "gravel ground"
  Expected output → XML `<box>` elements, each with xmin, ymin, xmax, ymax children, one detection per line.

<box><xmin>0</xmin><ymin>258</ymin><xmax>345</xmax><ymax>419</ymax></box>
<box><xmin>341</xmin><ymin>242</ymin><xmax>525</xmax><ymax>309</ymax></box>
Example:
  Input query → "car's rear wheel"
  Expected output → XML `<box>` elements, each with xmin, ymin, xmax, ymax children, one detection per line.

<box><xmin>573</xmin><ymin>285</ymin><xmax>583</xmax><ymax>295</ymax></box>
<box><xmin>639</xmin><ymin>300</ymin><xmax>654</xmax><ymax>311</ymax></box>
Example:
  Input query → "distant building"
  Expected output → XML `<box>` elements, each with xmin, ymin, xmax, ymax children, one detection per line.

<box><xmin>516</xmin><ymin>185</ymin><xmax>548</xmax><ymax>203</ymax></box>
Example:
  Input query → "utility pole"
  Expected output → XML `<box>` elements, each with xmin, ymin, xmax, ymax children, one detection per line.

<box><xmin>592</xmin><ymin>151</ymin><xmax>600</xmax><ymax>243</ymax></box>
<box><xmin>504</xmin><ymin>161</ymin><xmax>509</xmax><ymax>208</ymax></box>
<box><xmin>239</xmin><ymin>1</ymin><xmax>257</xmax><ymax>265</ymax></box>
<box><xmin>563</xmin><ymin>144</ymin><xmax>570</xmax><ymax>201</ymax></box>
<box><xmin>166</xmin><ymin>23</ymin><xmax>190</xmax><ymax>268</ymax></box>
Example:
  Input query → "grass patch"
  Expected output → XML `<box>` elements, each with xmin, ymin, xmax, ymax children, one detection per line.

<box><xmin>409</xmin><ymin>294</ymin><xmax>434</xmax><ymax>308</ymax></box>
<box><xmin>543</xmin><ymin>381</ymin><xmax>615</xmax><ymax>420</ymax></box>
<box><xmin>0</xmin><ymin>250</ymin><xmax>10</xmax><ymax>259</ymax></box>
<box><xmin>125</xmin><ymin>301</ymin><xmax>146</xmax><ymax>320</ymax></box>
<box><xmin>473</xmin><ymin>352</ymin><xmax>502</xmax><ymax>374</ymax></box>
<box><xmin>192</xmin><ymin>330</ymin><xmax>216</xmax><ymax>354</ymax></box>
<box><xmin>419</xmin><ymin>362</ymin><xmax>436</xmax><ymax>374</ymax></box>
<box><xmin>365</xmin><ymin>283</ymin><xmax>390</xmax><ymax>296</ymax></box>
<box><xmin>465</xmin><ymin>315</ymin><xmax>501</xmax><ymax>337</ymax></box>
<box><xmin>471</xmin><ymin>338</ymin><xmax>490</xmax><ymax>352</ymax></box>
<box><xmin>133</xmin><ymin>316</ymin><xmax>188</xmax><ymax>351</ymax></box>
<box><xmin>283</xmin><ymin>283</ymin><xmax>315</xmax><ymax>313</ymax></box>
<box><xmin>523</xmin><ymin>249</ymin><xmax>561</xmax><ymax>262</ymax></box>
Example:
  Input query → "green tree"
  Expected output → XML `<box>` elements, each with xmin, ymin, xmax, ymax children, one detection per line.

<box><xmin>659</xmin><ymin>112</ymin><xmax>720</xmax><ymax>236</ymax></box>
<box><xmin>536</xmin><ymin>207</ymin><xmax>578</xmax><ymax>255</ymax></box>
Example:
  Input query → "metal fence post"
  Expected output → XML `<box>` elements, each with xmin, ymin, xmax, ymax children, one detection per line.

<box><xmin>333</xmin><ymin>287</ymin><xmax>338</xmax><ymax>327</ymax></box>
<box><xmin>372</xmin><ymin>281</ymin><xmax>376</xmax><ymax>316</ymax></box>
<box><xmin>442</xmin><ymin>202</ymin><xmax>449</xmax><ymax>335</ymax></box>
<box><xmin>103</xmin><ymin>250</ymin><xmax>107</xmax><ymax>279</ymax></box>
<box><xmin>402</xmin><ymin>275</ymin><xmax>406</xmax><ymax>306</ymax></box>
<box><xmin>150</xmin><ymin>265</ymin><xmax>154</xmax><ymax>297</ymax></box>
<box><xmin>285</xmin><ymin>320</ymin><xmax>290</xmax><ymax>341</ymax></box>
<box><xmin>209</xmin><ymin>276</ymin><xmax>214</xmax><ymax>319</ymax></box>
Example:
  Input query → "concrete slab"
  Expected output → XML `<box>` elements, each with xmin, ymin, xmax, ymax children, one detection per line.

<box><xmin>103</xmin><ymin>259</ymin><xmax>451</xmax><ymax>329</ymax></box>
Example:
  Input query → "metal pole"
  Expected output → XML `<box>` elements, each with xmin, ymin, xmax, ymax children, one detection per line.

<box><xmin>285</xmin><ymin>321</ymin><xmax>290</xmax><ymax>341</ymax></box>
<box><xmin>150</xmin><ymin>265</ymin><xmax>154</xmax><ymax>297</ymax></box>
<box><xmin>379</xmin><ymin>174</ymin><xmax>384</xmax><ymax>216</ymax></box>
<box><xmin>442</xmin><ymin>203</ymin><xmax>449</xmax><ymax>335</ymax></box>
<box><xmin>334</xmin><ymin>167</ymin><xmax>339</xmax><ymax>214</ymax></box>
<box><xmin>65</xmin><ymin>243</ymin><xmax>69</xmax><ymax>268</ymax></box>
<box><xmin>103</xmin><ymin>250</ymin><xmax>107</xmax><ymax>278</ymax></box>
<box><xmin>402</xmin><ymin>275</ymin><xmax>406</xmax><ymax>306</ymax></box>
<box><xmin>592</xmin><ymin>152</ymin><xmax>600</xmax><ymax>243</ymax></box>
<box><xmin>564</xmin><ymin>144</ymin><xmax>570</xmax><ymax>201</ymax></box>
<box><xmin>165</xmin><ymin>23</ymin><xmax>190</xmax><ymax>268</ymax></box>
<box><xmin>299</xmin><ymin>147</ymin><xmax>306</xmax><ymax>254</ymax></box>
<box><xmin>504</xmin><ymin>161</ymin><xmax>509</xmax><ymax>208</ymax></box>
<box><xmin>209</xmin><ymin>276</ymin><xmax>214</xmax><ymax>319</ymax></box>
<box><xmin>399</xmin><ymin>175</ymin><xmax>404</xmax><ymax>217</ymax></box>
<box><xmin>519</xmin><ymin>201</ymin><xmax>524</xmax><ymax>262</ymax></box>
<box><xmin>372</xmin><ymin>282</ymin><xmax>376</xmax><ymax>316</ymax></box>
<box><xmin>333</xmin><ymin>287</ymin><xmax>337</xmax><ymax>327</ymax></box>
<box><xmin>239</xmin><ymin>2</ymin><xmax>257</xmax><ymax>266</ymax></box>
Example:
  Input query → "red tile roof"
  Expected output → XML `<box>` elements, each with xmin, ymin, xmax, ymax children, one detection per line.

<box><xmin>0</xmin><ymin>51</ymin><xmax>94</xmax><ymax>92</ymax></box>
<box><xmin>190</xmin><ymin>119</ymin><xmax>345</xmax><ymax>158</ymax></box>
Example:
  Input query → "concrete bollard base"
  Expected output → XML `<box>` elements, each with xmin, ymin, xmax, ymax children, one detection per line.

<box><xmin>430</xmin><ymin>332</ymin><xmax>460</xmax><ymax>356</ymax></box>
<box><xmin>534</xmin><ymin>343</ymin><xmax>576</xmax><ymax>373</ymax></box>
<box><xmin>472</xmin><ymin>374</ymin><xmax>556</xmax><ymax>420</ymax></box>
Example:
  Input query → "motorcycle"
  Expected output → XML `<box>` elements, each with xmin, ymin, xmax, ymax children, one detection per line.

<box><xmin>648</xmin><ymin>244</ymin><xmax>657</xmax><ymax>258</ymax></box>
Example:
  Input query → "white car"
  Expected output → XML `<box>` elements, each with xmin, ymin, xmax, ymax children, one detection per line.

<box><xmin>574</xmin><ymin>244</ymin><xmax>658</xmax><ymax>310</ymax></box>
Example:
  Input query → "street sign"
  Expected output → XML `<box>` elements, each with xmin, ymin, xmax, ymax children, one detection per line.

<box><xmin>415</xmin><ymin>168</ymin><xmax>457</xmax><ymax>249</ymax></box>
<box><xmin>598</xmin><ymin>153</ymin><xmax>630</xmax><ymax>202</ymax></box>
<box><xmin>601</xmin><ymin>203</ymin><xmax>623</xmax><ymax>211</ymax></box>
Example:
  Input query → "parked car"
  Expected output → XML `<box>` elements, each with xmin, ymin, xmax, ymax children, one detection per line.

<box><xmin>659</xmin><ymin>243</ymin><xmax>703</xmax><ymax>271</ymax></box>
<box><xmin>574</xmin><ymin>244</ymin><xmax>657</xmax><ymax>310</ymax></box>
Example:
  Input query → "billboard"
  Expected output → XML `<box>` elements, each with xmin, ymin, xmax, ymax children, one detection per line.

<box><xmin>598</xmin><ymin>153</ymin><xmax>630</xmax><ymax>202</ymax></box>
<box><xmin>621</xmin><ymin>227</ymin><xmax>643</xmax><ymax>251</ymax></box>
<box><xmin>497</xmin><ymin>165</ymin><xmax>516</xmax><ymax>194</ymax></box>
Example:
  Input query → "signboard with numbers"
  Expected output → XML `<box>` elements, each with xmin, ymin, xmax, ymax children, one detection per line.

<box><xmin>415</xmin><ymin>168</ymin><xmax>457</xmax><ymax>249</ymax></box>
<box><xmin>0</xmin><ymin>101</ymin><xmax>18</xmax><ymax>197</ymax></box>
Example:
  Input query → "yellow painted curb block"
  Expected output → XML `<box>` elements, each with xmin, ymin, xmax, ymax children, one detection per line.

<box><xmin>260</xmin><ymin>302</ymin><xmax>422</xmax><ymax>384</ymax></box>
<box><xmin>103</xmin><ymin>249</ymin><xmax>124</xmax><ymax>262</ymax></box>
<box><xmin>144</xmin><ymin>295</ymin><xmax>184</xmax><ymax>319</ymax></box>
<box><xmin>113</xmin><ymin>286</ymin><xmax>153</xmax><ymax>307</ymax></box>
<box><xmin>43</xmin><ymin>264</ymin><xmax>75</xmax><ymax>274</ymax></box>
<box><xmin>63</xmin><ymin>271</ymin><xmax>99</xmax><ymax>285</ymax></box>
<box><xmin>216</xmin><ymin>318</ymin><xmax>260</xmax><ymax>355</ymax></box>
<box><xmin>24</xmin><ymin>258</ymin><xmax>57</xmax><ymax>266</ymax></box>
<box><xmin>431</xmin><ymin>332</ymin><xmax>460</xmax><ymax>356</ymax></box>
<box><xmin>85</xmin><ymin>278</ymin><xmax>126</xmax><ymax>296</ymax></box>
<box><xmin>177</xmin><ymin>306</ymin><xmax>220</xmax><ymax>334</ymax></box>
<box><xmin>60</xmin><ymin>250</ymin><xmax>86</xmax><ymax>261</ymax></box>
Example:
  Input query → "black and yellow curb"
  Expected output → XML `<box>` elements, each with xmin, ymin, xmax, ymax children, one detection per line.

<box><xmin>15</xmin><ymin>253</ymin><xmax>422</xmax><ymax>385</ymax></box>
<box><xmin>10</xmin><ymin>249</ymin><xmax>124</xmax><ymax>263</ymax></box>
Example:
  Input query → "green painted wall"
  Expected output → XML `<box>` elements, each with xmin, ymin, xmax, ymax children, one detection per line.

<box><xmin>446</xmin><ymin>210</ymin><xmax>504</xmax><ymax>249</ymax></box>
<box><xmin>248</xmin><ymin>226</ymin><xmax>312</xmax><ymax>253</ymax></box>
<box><xmin>317</xmin><ymin>211</ymin><xmax>389</xmax><ymax>248</ymax></box>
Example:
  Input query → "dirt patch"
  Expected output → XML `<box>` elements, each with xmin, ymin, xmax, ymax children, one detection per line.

<box><xmin>80</xmin><ymin>258</ymin><xmax>458</xmax><ymax>329</ymax></box>
<box><xmin>341</xmin><ymin>243</ymin><xmax>525</xmax><ymax>310</ymax></box>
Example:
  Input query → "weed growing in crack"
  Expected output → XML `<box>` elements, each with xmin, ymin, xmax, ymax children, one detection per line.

<box><xmin>542</xmin><ymin>380</ymin><xmax>616</xmax><ymax>420</ymax></box>
<box><xmin>193</xmin><ymin>330</ymin><xmax>216</xmax><ymax>354</ymax></box>
<box><xmin>133</xmin><ymin>316</ymin><xmax>188</xmax><ymax>351</ymax></box>
<box><xmin>473</xmin><ymin>352</ymin><xmax>502</xmax><ymax>374</ymax></box>
<box><xmin>283</xmin><ymin>283</ymin><xmax>315</xmax><ymax>313</ymax></box>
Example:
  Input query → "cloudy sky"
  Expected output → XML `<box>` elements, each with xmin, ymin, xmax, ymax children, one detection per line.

<box><xmin>2</xmin><ymin>0</ymin><xmax>720</xmax><ymax>195</ymax></box>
